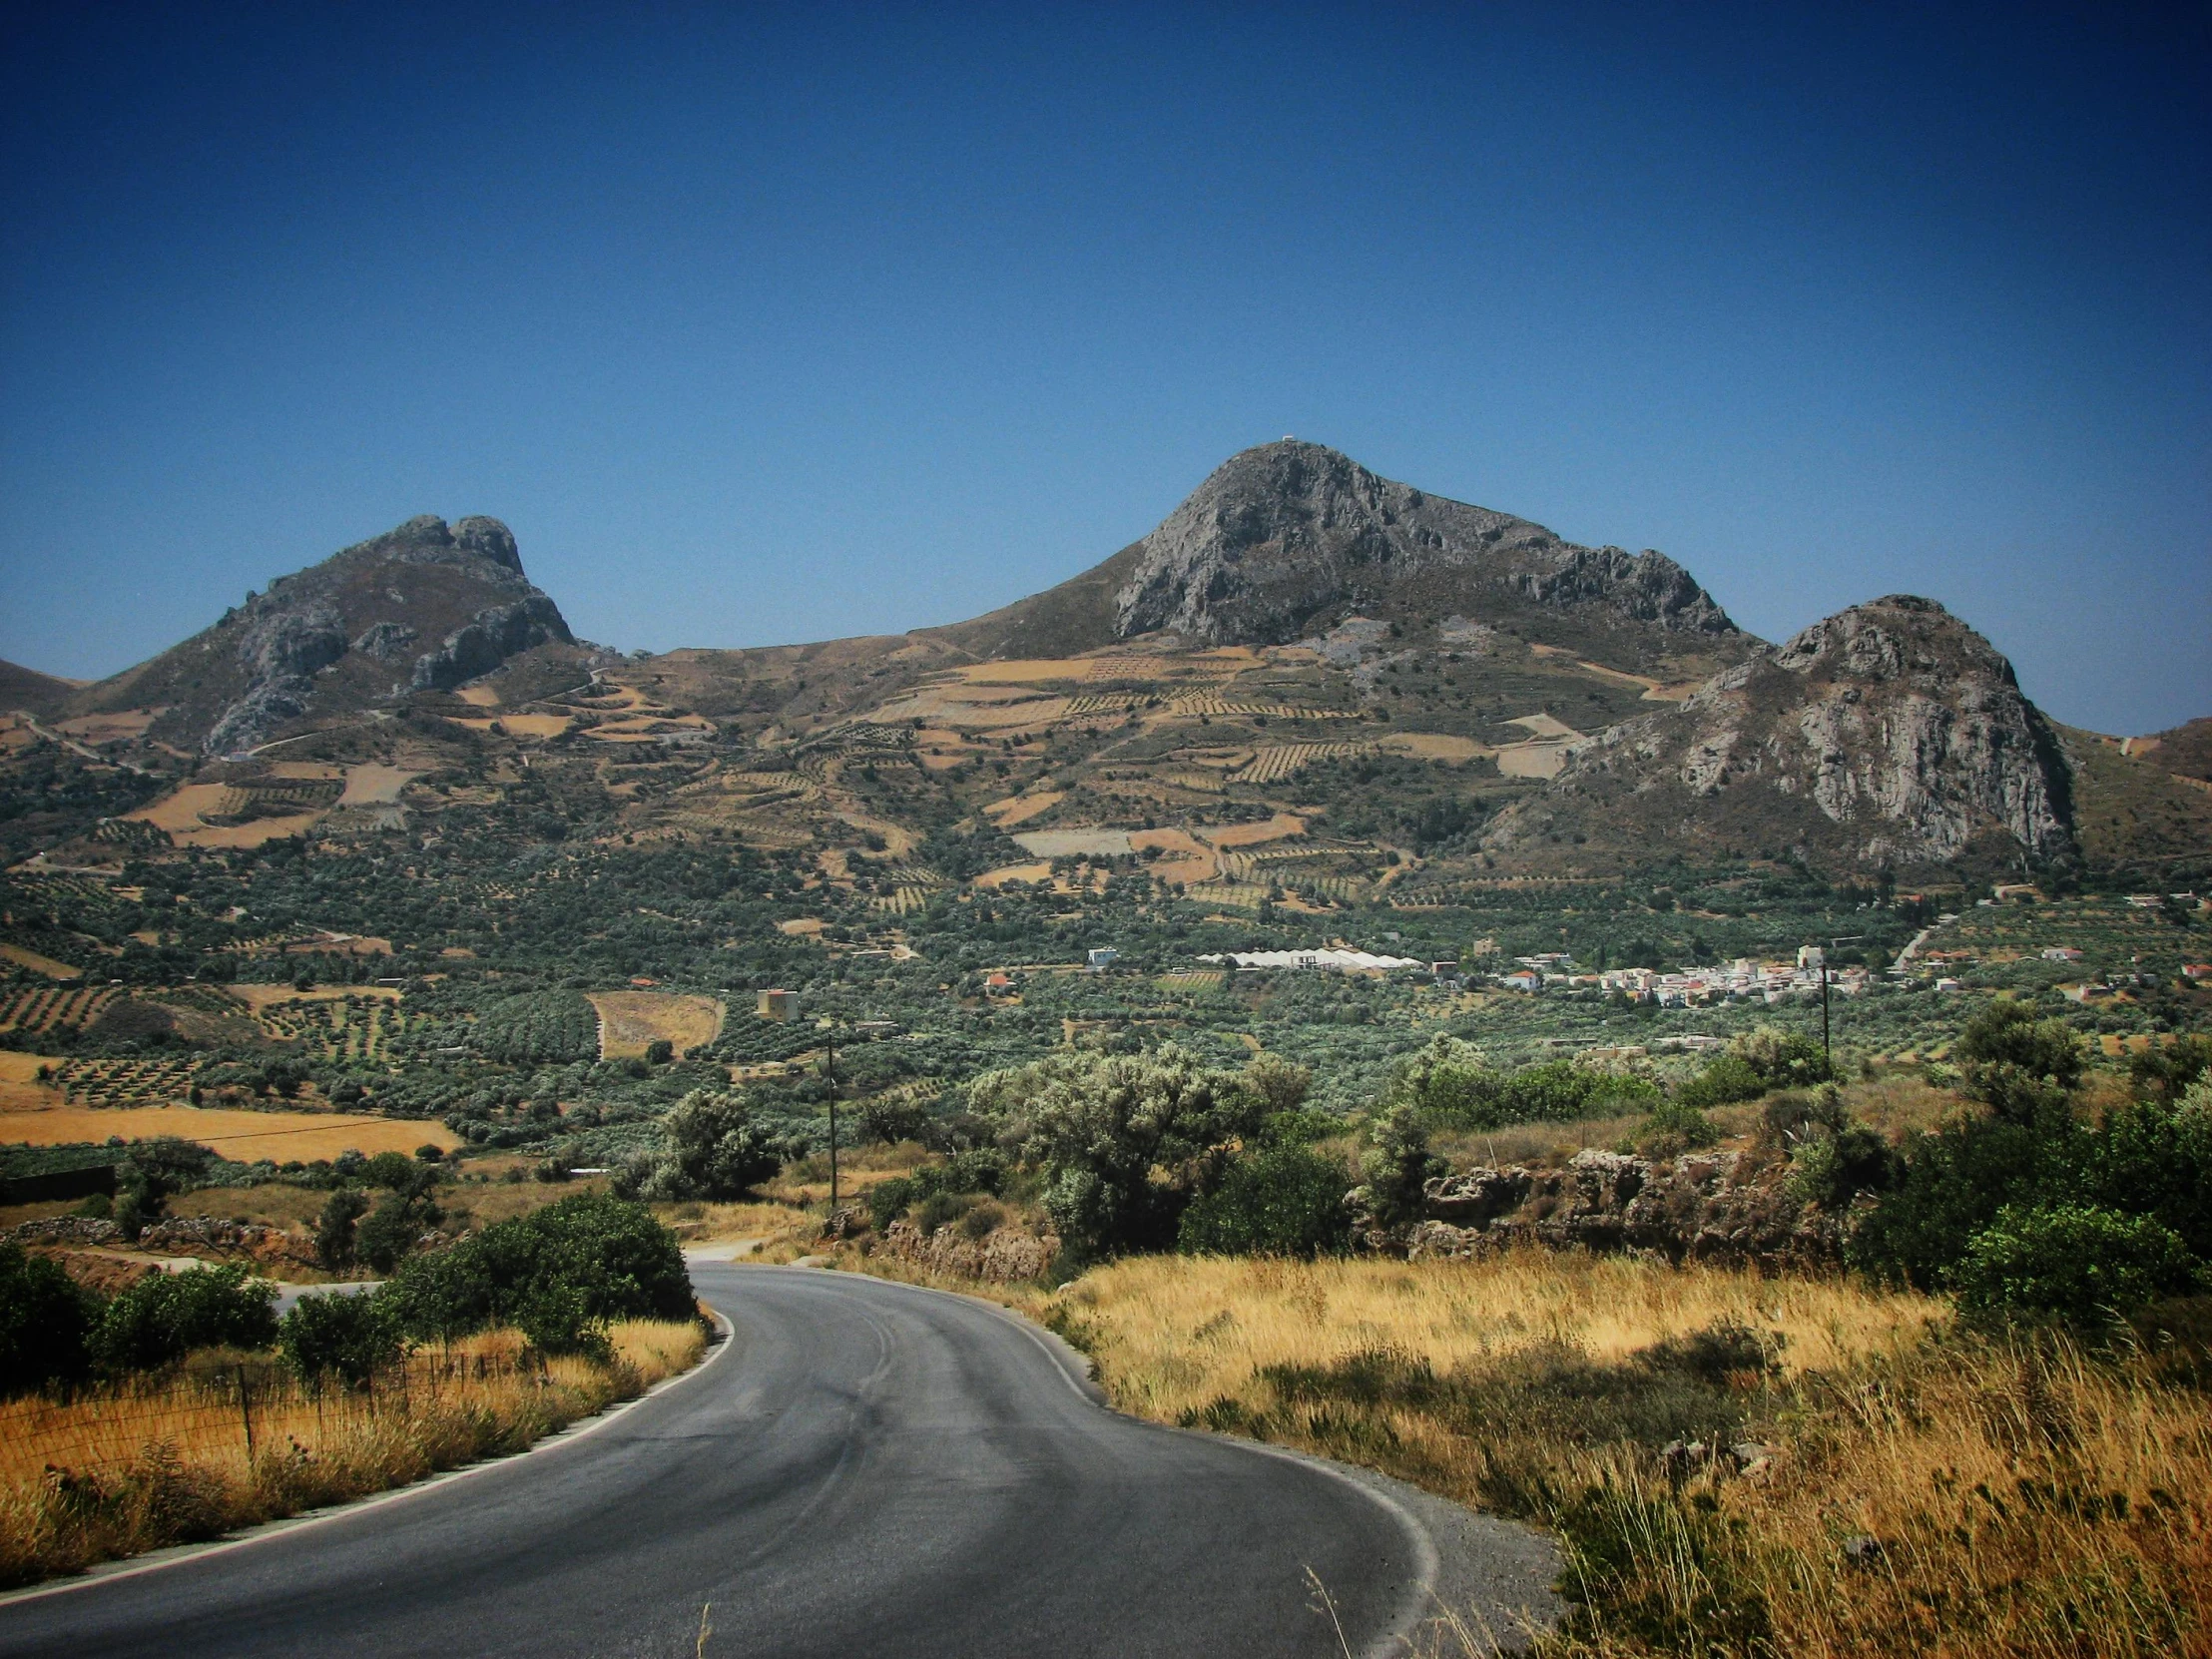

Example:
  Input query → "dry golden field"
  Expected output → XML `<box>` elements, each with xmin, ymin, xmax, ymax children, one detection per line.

<box><xmin>0</xmin><ymin>1102</ymin><xmax>461</xmax><ymax>1161</ymax></box>
<box><xmin>0</xmin><ymin>1320</ymin><xmax>706</xmax><ymax>1587</ymax></box>
<box><xmin>854</xmin><ymin>1251</ymin><xmax>2211</xmax><ymax>1659</ymax></box>
<box><xmin>585</xmin><ymin>990</ymin><xmax>724</xmax><ymax>1059</ymax></box>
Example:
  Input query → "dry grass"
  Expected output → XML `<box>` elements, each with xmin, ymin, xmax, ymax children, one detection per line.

<box><xmin>586</xmin><ymin>991</ymin><xmax>724</xmax><ymax>1059</ymax></box>
<box><xmin>1041</xmin><ymin>1253</ymin><xmax>1944</xmax><ymax>1421</ymax></box>
<box><xmin>0</xmin><ymin>1104</ymin><xmax>461</xmax><ymax>1161</ymax></box>
<box><xmin>0</xmin><ymin>1320</ymin><xmax>706</xmax><ymax>1588</ymax></box>
<box><xmin>872</xmin><ymin>1249</ymin><xmax>2210</xmax><ymax>1658</ymax></box>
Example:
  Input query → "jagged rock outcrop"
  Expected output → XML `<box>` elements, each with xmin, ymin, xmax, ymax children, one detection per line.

<box><xmin>1391</xmin><ymin>1147</ymin><xmax>1843</xmax><ymax>1268</ymax></box>
<box><xmin>60</xmin><ymin>513</ymin><xmax>580</xmax><ymax>755</ymax></box>
<box><xmin>409</xmin><ymin>594</ymin><xmax>572</xmax><ymax>692</ymax></box>
<box><xmin>875</xmin><ymin>1219</ymin><xmax>1057</xmax><ymax>1281</ymax></box>
<box><xmin>1484</xmin><ymin>595</ymin><xmax>2078</xmax><ymax>875</ymax></box>
<box><xmin>1110</xmin><ymin>441</ymin><xmax>1739</xmax><ymax>648</ymax></box>
<box><xmin>930</xmin><ymin>439</ymin><xmax>1744</xmax><ymax>664</ymax></box>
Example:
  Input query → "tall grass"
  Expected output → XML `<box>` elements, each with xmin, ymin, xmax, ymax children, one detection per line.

<box><xmin>874</xmin><ymin>1249</ymin><xmax>2209</xmax><ymax>1658</ymax></box>
<box><xmin>0</xmin><ymin>1320</ymin><xmax>705</xmax><ymax>1588</ymax></box>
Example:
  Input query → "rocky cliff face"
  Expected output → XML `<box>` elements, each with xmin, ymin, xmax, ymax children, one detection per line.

<box><xmin>1110</xmin><ymin>441</ymin><xmax>1739</xmax><ymax>650</ymax></box>
<box><xmin>1484</xmin><ymin>595</ymin><xmax>2078</xmax><ymax>875</ymax></box>
<box><xmin>930</xmin><ymin>440</ymin><xmax>1743</xmax><ymax>665</ymax></box>
<box><xmin>69</xmin><ymin>514</ymin><xmax>577</xmax><ymax>755</ymax></box>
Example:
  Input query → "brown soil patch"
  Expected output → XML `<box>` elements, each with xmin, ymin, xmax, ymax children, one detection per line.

<box><xmin>975</xmin><ymin>861</ymin><xmax>1053</xmax><ymax>888</ymax></box>
<box><xmin>0</xmin><ymin>945</ymin><xmax>80</xmax><ymax>980</ymax></box>
<box><xmin>0</xmin><ymin>1103</ymin><xmax>460</xmax><ymax>1160</ymax></box>
<box><xmin>226</xmin><ymin>983</ymin><xmax>399</xmax><ymax>1009</ymax></box>
<box><xmin>1378</xmin><ymin>732</ymin><xmax>1492</xmax><ymax>763</ymax></box>
<box><xmin>336</xmin><ymin>765</ymin><xmax>420</xmax><ymax>805</ymax></box>
<box><xmin>984</xmin><ymin>791</ymin><xmax>1064</xmax><ymax>827</ymax></box>
<box><xmin>777</xmin><ymin>917</ymin><xmax>826</xmax><ymax>936</ymax></box>
<box><xmin>1495</xmin><ymin>742</ymin><xmax>1574</xmax><ymax>780</ymax></box>
<box><xmin>53</xmin><ymin>709</ymin><xmax>163</xmax><ymax>743</ymax></box>
<box><xmin>1204</xmin><ymin>813</ymin><xmax>1307</xmax><ymax>848</ymax></box>
<box><xmin>587</xmin><ymin>991</ymin><xmax>725</xmax><ymax>1059</ymax></box>
<box><xmin>455</xmin><ymin>685</ymin><xmax>502</xmax><ymax>707</ymax></box>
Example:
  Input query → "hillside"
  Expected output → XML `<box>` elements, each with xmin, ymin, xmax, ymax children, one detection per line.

<box><xmin>928</xmin><ymin>440</ymin><xmax>1745</xmax><ymax>666</ymax></box>
<box><xmin>0</xmin><ymin>444</ymin><xmax>2198</xmax><ymax>894</ymax></box>
<box><xmin>1481</xmin><ymin>597</ymin><xmax>2080</xmax><ymax>880</ymax></box>
<box><xmin>0</xmin><ymin>660</ymin><xmax>81</xmax><ymax>721</ymax></box>
<box><xmin>58</xmin><ymin>515</ymin><xmax>591</xmax><ymax>759</ymax></box>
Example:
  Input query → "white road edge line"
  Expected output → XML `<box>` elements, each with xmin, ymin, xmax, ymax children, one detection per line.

<box><xmin>763</xmin><ymin>1265</ymin><xmax>1442</xmax><ymax>1659</ymax></box>
<box><xmin>0</xmin><ymin>1310</ymin><xmax>739</xmax><ymax>1611</ymax></box>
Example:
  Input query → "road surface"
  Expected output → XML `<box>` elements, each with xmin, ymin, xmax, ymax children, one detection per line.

<box><xmin>0</xmin><ymin>1264</ymin><xmax>1556</xmax><ymax>1657</ymax></box>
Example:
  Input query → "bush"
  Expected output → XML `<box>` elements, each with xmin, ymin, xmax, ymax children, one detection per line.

<box><xmin>1178</xmin><ymin>1144</ymin><xmax>1353</xmax><ymax>1258</ymax></box>
<box><xmin>1393</xmin><ymin>1036</ymin><xmax>1662</xmax><ymax>1128</ymax></box>
<box><xmin>2085</xmin><ymin>1079</ymin><xmax>2212</xmax><ymax>1259</ymax></box>
<box><xmin>1677</xmin><ymin>1055</ymin><xmax>1767</xmax><ymax>1109</ymax></box>
<box><xmin>1955</xmin><ymin>1204</ymin><xmax>2203</xmax><ymax>1323</ymax></box>
<box><xmin>315</xmin><ymin>1188</ymin><xmax>369</xmax><ymax>1270</ymax></box>
<box><xmin>1357</xmin><ymin>1104</ymin><xmax>1445</xmax><ymax>1234</ymax></box>
<box><xmin>1954</xmin><ymin>1000</ymin><xmax>2083</xmax><ymax>1124</ymax></box>
<box><xmin>380</xmin><ymin>1194</ymin><xmax>693</xmax><ymax>1351</ymax></box>
<box><xmin>656</xmin><ymin>1090</ymin><xmax>780</xmax><ymax>1200</ymax></box>
<box><xmin>1631</xmin><ymin>1100</ymin><xmax>1722</xmax><ymax>1159</ymax></box>
<box><xmin>0</xmin><ymin>1242</ymin><xmax>100</xmax><ymax>1396</ymax></box>
<box><xmin>279</xmin><ymin>1291</ymin><xmax>401</xmax><ymax>1386</ymax></box>
<box><xmin>1788</xmin><ymin>1124</ymin><xmax>1900</xmax><ymax>1209</ymax></box>
<box><xmin>355</xmin><ymin>1193</ymin><xmax>436</xmax><ymax>1275</ymax></box>
<box><xmin>1847</xmin><ymin>1105</ymin><xmax>2076</xmax><ymax>1291</ymax></box>
<box><xmin>93</xmin><ymin>1265</ymin><xmax>278</xmax><ymax>1375</ymax></box>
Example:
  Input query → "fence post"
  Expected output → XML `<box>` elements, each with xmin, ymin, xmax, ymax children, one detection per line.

<box><xmin>237</xmin><ymin>1364</ymin><xmax>256</xmax><ymax>1463</ymax></box>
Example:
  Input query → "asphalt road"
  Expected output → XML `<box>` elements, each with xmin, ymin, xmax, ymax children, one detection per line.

<box><xmin>0</xmin><ymin>1265</ymin><xmax>1555</xmax><ymax>1658</ymax></box>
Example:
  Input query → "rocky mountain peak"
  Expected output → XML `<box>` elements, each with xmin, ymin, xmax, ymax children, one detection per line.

<box><xmin>1485</xmin><ymin>593</ymin><xmax>2077</xmax><ymax>875</ymax></box>
<box><xmin>1108</xmin><ymin>440</ymin><xmax>1738</xmax><ymax>648</ymax></box>
<box><xmin>68</xmin><ymin>512</ymin><xmax>575</xmax><ymax>757</ymax></box>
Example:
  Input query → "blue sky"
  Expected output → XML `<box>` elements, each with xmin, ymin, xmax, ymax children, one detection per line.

<box><xmin>2</xmin><ymin>2</ymin><xmax>2205</xmax><ymax>734</ymax></box>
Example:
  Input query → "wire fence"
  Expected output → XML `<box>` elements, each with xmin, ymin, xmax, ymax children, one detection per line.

<box><xmin>0</xmin><ymin>1341</ymin><xmax>557</xmax><ymax>1490</ymax></box>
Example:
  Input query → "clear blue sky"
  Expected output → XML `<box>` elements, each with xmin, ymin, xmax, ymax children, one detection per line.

<box><xmin>2</xmin><ymin>2</ymin><xmax>2205</xmax><ymax>734</ymax></box>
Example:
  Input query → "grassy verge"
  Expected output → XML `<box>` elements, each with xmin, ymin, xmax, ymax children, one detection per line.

<box><xmin>0</xmin><ymin>1319</ymin><xmax>706</xmax><ymax>1589</ymax></box>
<box><xmin>845</xmin><ymin>1248</ymin><xmax>2210</xmax><ymax>1658</ymax></box>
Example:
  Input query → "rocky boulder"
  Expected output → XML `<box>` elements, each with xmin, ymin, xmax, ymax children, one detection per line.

<box><xmin>876</xmin><ymin>1219</ymin><xmax>1057</xmax><ymax>1282</ymax></box>
<box><xmin>1401</xmin><ymin>1147</ymin><xmax>1842</xmax><ymax>1268</ymax></box>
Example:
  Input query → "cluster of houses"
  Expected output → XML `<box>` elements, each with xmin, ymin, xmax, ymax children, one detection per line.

<box><xmin>1492</xmin><ymin>944</ymin><xmax>1873</xmax><ymax>1005</ymax></box>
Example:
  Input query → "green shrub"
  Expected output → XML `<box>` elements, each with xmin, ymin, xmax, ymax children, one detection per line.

<box><xmin>654</xmin><ymin>1090</ymin><xmax>780</xmax><ymax>1200</ymax></box>
<box><xmin>1178</xmin><ymin>1143</ymin><xmax>1353</xmax><ymax>1258</ymax></box>
<box><xmin>1847</xmin><ymin>1104</ymin><xmax>2077</xmax><ymax>1291</ymax></box>
<box><xmin>279</xmin><ymin>1290</ymin><xmax>401</xmax><ymax>1386</ymax></box>
<box><xmin>2085</xmin><ymin>1080</ymin><xmax>2212</xmax><ymax>1259</ymax></box>
<box><xmin>315</xmin><ymin>1188</ymin><xmax>369</xmax><ymax>1269</ymax></box>
<box><xmin>1357</xmin><ymin>1104</ymin><xmax>1445</xmax><ymax>1234</ymax></box>
<box><xmin>1677</xmin><ymin>1055</ymin><xmax>1767</xmax><ymax>1109</ymax></box>
<box><xmin>355</xmin><ymin>1193</ymin><xmax>437</xmax><ymax>1275</ymax></box>
<box><xmin>1787</xmin><ymin>1124</ymin><xmax>1901</xmax><ymax>1208</ymax></box>
<box><xmin>93</xmin><ymin>1265</ymin><xmax>278</xmax><ymax>1375</ymax></box>
<box><xmin>1954</xmin><ymin>1000</ymin><xmax>2084</xmax><ymax>1124</ymax></box>
<box><xmin>380</xmin><ymin>1193</ymin><xmax>693</xmax><ymax>1347</ymax></box>
<box><xmin>0</xmin><ymin>1242</ymin><xmax>100</xmax><ymax>1396</ymax></box>
<box><xmin>1631</xmin><ymin>1100</ymin><xmax>1722</xmax><ymax>1159</ymax></box>
<box><xmin>1955</xmin><ymin>1204</ymin><xmax>2203</xmax><ymax>1323</ymax></box>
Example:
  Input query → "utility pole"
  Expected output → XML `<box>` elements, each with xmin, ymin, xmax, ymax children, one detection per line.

<box><xmin>824</xmin><ymin>1027</ymin><xmax>838</xmax><ymax>1212</ymax></box>
<box><xmin>1820</xmin><ymin>935</ymin><xmax>1866</xmax><ymax>1077</ymax></box>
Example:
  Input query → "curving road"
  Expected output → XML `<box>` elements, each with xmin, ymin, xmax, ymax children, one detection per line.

<box><xmin>0</xmin><ymin>1265</ymin><xmax>1555</xmax><ymax>1657</ymax></box>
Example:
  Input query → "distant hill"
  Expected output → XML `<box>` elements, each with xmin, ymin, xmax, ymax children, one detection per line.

<box><xmin>6</xmin><ymin>443</ymin><xmax>2200</xmax><ymax>888</ymax></box>
<box><xmin>0</xmin><ymin>659</ymin><xmax>81</xmax><ymax>720</ymax></box>
<box><xmin>928</xmin><ymin>441</ymin><xmax>1745</xmax><ymax>668</ymax></box>
<box><xmin>1481</xmin><ymin>596</ymin><xmax>2078</xmax><ymax>880</ymax></box>
<box><xmin>63</xmin><ymin>515</ymin><xmax>587</xmax><ymax>756</ymax></box>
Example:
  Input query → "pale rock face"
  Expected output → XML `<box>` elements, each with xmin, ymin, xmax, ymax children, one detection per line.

<box><xmin>1487</xmin><ymin>595</ymin><xmax>2077</xmax><ymax>871</ymax></box>
<box><xmin>1109</xmin><ymin>440</ymin><xmax>1737</xmax><ymax>645</ymax></box>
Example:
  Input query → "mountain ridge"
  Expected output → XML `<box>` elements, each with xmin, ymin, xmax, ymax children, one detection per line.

<box><xmin>1</xmin><ymin>442</ymin><xmax>2196</xmax><ymax>885</ymax></box>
